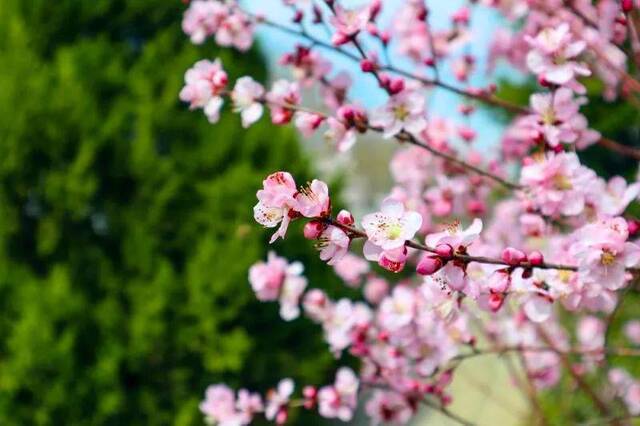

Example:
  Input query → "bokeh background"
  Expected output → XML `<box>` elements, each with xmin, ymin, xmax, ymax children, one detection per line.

<box><xmin>1</xmin><ymin>0</ymin><xmax>639</xmax><ymax>425</ymax></box>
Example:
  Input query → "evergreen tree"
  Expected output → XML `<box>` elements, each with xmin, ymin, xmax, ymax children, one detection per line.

<box><xmin>0</xmin><ymin>1</ymin><xmax>343</xmax><ymax>424</ymax></box>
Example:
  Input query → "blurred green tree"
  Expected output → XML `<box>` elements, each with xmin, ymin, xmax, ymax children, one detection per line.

<box><xmin>0</xmin><ymin>1</ymin><xmax>345</xmax><ymax>424</ymax></box>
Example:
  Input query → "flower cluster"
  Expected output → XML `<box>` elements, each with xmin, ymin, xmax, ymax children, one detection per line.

<box><xmin>179</xmin><ymin>0</ymin><xmax>640</xmax><ymax>424</ymax></box>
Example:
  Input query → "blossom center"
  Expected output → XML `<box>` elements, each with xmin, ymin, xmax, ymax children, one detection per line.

<box><xmin>600</xmin><ymin>249</ymin><xmax>616</xmax><ymax>266</ymax></box>
<box><xmin>393</xmin><ymin>104</ymin><xmax>410</xmax><ymax>121</ymax></box>
<box><xmin>552</xmin><ymin>173</ymin><xmax>573</xmax><ymax>190</ymax></box>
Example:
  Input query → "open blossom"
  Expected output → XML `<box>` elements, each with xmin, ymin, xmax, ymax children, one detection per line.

<box><xmin>182</xmin><ymin>0</ymin><xmax>227</xmax><ymax>44</ymax></box>
<box><xmin>378</xmin><ymin>285</ymin><xmax>416</xmax><ymax>331</ymax></box>
<box><xmin>593</xmin><ymin>176</ymin><xmax>640</xmax><ymax>216</ymax></box>
<box><xmin>333</xmin><ymin>253</ymin><xmax>370</xmax><ymax>287</ymax></box>
<box><xmin>248</xmin><ymin>252</ymin><xmax>307</xmax><ymax>320</ymax></box>
<box><xmin>294</xmin><ymin>179</ymin><xmax>330</xmax><ymax>218</ymax></box>
<box><xmin>365</xmin><ymin>391</ymin><xmax>414</xmax><ymax>425</ymax></box>
<box><xmin>426</xmin><ymin>218</ymin><xmax>483</xmax><ymax>254</ymax></box>
<box><xmin>179</xmin><ymin>59</ymin><xmax>228</xmax><ymax>123</ymax></box>
<box><xmin>570</xmin><ymin>217</ymin><xmax>640</xmax><ymax>290</ymax></box>
<box><xmin>324</xmin><ymin>104</ymin><xmax>367</xmax><ymax>152</ymax></box>
<box><xmin>526</xmin><ymin>23</ymin><xmax>590</xmax><ymax>85</ymax></box>
<box><xmin>182</xmin><ymin>1</ymin><xmax>254</xmax><ymax>50</ymax></box>
<box><xmin>200</xmin><ymin>384</ymin><xmax>238</xmax><ymax>425</ymax></box>
<box><xmin>520</xmin><ymin>152</ymin><xmax>598</xmax><ymax>217</ymax></box>
<box><xmin>609</xmin><ymin>369</ymin><xmax>640</xmax><ymax>415</ymax></box>
<box><xmin>370</xmin><ymin>91</ymin><xmax>427</xmax><ymax>138</ymax></box>
<box><xmin>330</xmin><ymin>5</ymin><xmax>370</xmax><ymax>45</ymax></box>
<box><xmin>265</xmin><ymin>379</ymin><xmax>295</xmax><ymax>423</ymax></box>
<box><xmin>317</xmin><ymin>368</ymin><xmax>359</xmax><ymax>421</ymax></box>
<box><xmin>523</xmin><ymin>88</ymin><xmax>599</xmax><ymax>148</ymax></box>
<box><xmin>231</xmin><ymin>77</ymin><xmax>265</xmax><ymax>128</ymax></box>
<box><xmin>266</xmin><ymin>80</ymin><xmax>301</xmax><ymax>125</ymax></box>
<box><xmin>362</xmin><ymin>199</ymin><xmax>422</xmax><ymax>251</ymax></box>
<box><xmin>254</xmin><ymin>172</ymin><xmax>297</xmax><ymax>243</ymax></box>
<box><xmin>318</xmin><ymin>225</ymin><xmax>350</xmax><ymax>266</ymax></box>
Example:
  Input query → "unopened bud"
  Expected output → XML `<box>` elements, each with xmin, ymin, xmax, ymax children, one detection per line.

<box><xmin>416</xmin><ymin>255</ymin><xmax>443</xmax><ymax>275</ymax></box>
<box><xmin>336</xmin><ymin>209</ymin><xmax>355</xmax><ymax>226</ymax></box>
<box><xmin>303</xmin><ymin>220</ymin><xmax>324</xmax><ymax>239</ymax></box>
<box><xmin>623</xmin><ymin>0</ymin><xmax>634</xmax><ymax>13</ymax></box>
<box><xmin>501</xmin><ymin>247</ymin><xmax>527</xmax><ymax>265</ymax></box>
<box><xmin>529</xmin><ymin>250</ymin><xmax>544</xmax><ymax>266</ymax></box>
<box><xmin>435</xmin><ymin>244</ymin><xmax>454</xmax><ymax>259</ymax></box>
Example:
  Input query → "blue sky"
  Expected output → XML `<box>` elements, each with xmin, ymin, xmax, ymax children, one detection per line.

<box><xmin>241</xmin><ymin>0</ymin><xmax>517</xmax><ymax>151</ymax></box>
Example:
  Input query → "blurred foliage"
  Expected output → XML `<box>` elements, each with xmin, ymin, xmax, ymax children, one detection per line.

<box><xmin>496</xmin><ymin>78</ymin><xmax>640</xmax><ymax>424</ymax></box>
<box><xmin>0</xmin><ymin>0</ymin><xmax>347</xmax><ymax>424</ymax></box>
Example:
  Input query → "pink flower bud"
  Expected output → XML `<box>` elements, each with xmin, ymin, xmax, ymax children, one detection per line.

<box><xmin>488</xmin><ymin>293</ymin><xmax>505</xmax><ymax>312</ymax></box>
<box><xmin>380</xmin><ymin>31</ymin><xmax>391</xmax><ymax>45</ymax></box>
<box><xmin>416</xmin><ymin>255</ymin><xmax>443</xmax><ymax>275</ymax></box>
<box><xmin>276</xmin><ymin>408</ymin><xmax>288</xmax><ymax>425</ymax></box>
<box><xmin>435</xmin><ymin>244</ymin><xmax>454</xmax><ymax>259</ymax></box>
<box><xmin>332</xmin><ymin>32</ymin><xmax>350</xmax><ymax>46</ymax></box>
<box><xmin>293</xmin><ymin>10</ymin><xmax>304</xmax><ymax>23</ymax></box>
<box><xmin>303</xmin><ymin>385</ymin><xmax>317</xmax><ymax>399</ymax></box>
<box><xmin>529</xmin><ymin>250</ymin><xmax>544</xmax><ymax>266</ymax></box>
<box><xmin>623</xmin><ymin>0</ymin><xmax>634</xmax><ymax>13</ymax></box>
<box><xmin>360</xmin><ymin>59</ymin><xmax>376</xmax><ymax>73</ymax></box>
<box><xmin>336</xmin><ymin>209</ymin><xmax>355</xmax><ymax>226</ymax></box>
<box><xmin>303</xmin><ymin>220</ymin><xmax>324</xmax><ymax>239</ymax></box>
<box><xmin>628</xmin><ymin>219</ymin><xmax>640</xmax><ymax>237</ymax></box>
<box><xmin>387</xmin><ymin>78</ymin><xmax>405</xmax><ymax>95</ymax></box>
<box><xmin>466</xmin><ymin>199</ymin><xmax>485</xmax><ymax>216</ymax></box>
<box><xmin>501</xmin><ymin>247</ymin><xmax>527</xmax><ymax>265</ymax></box>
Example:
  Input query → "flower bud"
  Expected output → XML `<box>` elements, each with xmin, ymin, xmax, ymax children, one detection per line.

<box><xmin>303</xmin><ymin>220</ymin><xmax>324</xmax><ymax>239</ymax></box>
<box><xmin>416</xmin><ymin>255</ymin><xmax>443</xmax><ymax>275</ymax></box>
<box><xmin>501</xmin><ymin>247</ymin><xmax>527</xmax><ymax>266</ymax></box>
<box><xmin>488</xmin><ymin>293</ymin><xmax>505</xmax><ymax>312</ymax></box>
<box><xmin>623</xmin><ymin>0</ymin><xmax>633</xmax><ymax>13</ymax></box>
<box><xmin>360</xmin><ymin>58</ymin><xmax>376</xmax><ymax>73</ymax></box>
<box><xmin>387</xmin><ymin>78</ymin><xmax>405</xmax><ymax>95</ymax></box>
<box><xmin>529</xmin><ymin>250</ymin><xmax>544</xmax><ymax>266</ymax></box>
<box><xmin>435</xmin><ymin>244</ymin><xmax>454</xmax><ymax>259</ymax></box>
<box><xmin>628</xmin><ymin>219</ymin><xmax>640</xmax><ymax>237</ymax></box>
<box><xmin>336</xmin><ymin>209</ymin><xmax>355</xmax><ymax>226</ymax></box>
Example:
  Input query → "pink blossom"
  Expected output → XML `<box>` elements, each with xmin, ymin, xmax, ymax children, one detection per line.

<box><xmin>624</xmin><ymin>320</ymin><xmax>640</xmax><ymax>345</ymax></box>
<box><xmin>200</xmin><ymin>384</ymin><xmax>236</xmax><ymax>424</ymax></box>
<box><xmin>317</xmin><ymin>368</ymin><xmax>359</xmax><ymax>421</ymax></box>
<box><xmin>180</xmin><ymin>59</ymin><xmax>228</xmax><ymax>123</ymax></box>
<box><xmin>520</xmin><ymin>152</ymin><xmax>598</xmax><ymax>217</ymax></box>
<box><xmin>266</xmin><ymin>80</ymin><xmax>301</xmax><ymax>125</ymax></box>
<box><xmin>362</xmin><ymin>199</ymin><xmax>422</xmax><ymax>251</ymax></box>
<box><xmin>330</xmin><ymin>5</ymin><xmax>370</xmax><ymax>45</ymax></box>
<box><xmin>324</xmin><ymin>104</ymin><xmax>367</xmax><ymax>152</ymax></box>
<box><xmin>364</xmin><ymin>277</ymin><xmax>389</xmax><ymax>304</ymax></box>
<box><xmin>522</xmin><ymin>88</ymin><xmax>599</xmax><ymax>148</ymax></box>
<box><xmin>570</xmin><ymin>217</ymin><xmax>640</xmax><ymax>290</ymax></box>
<box><xmin>182</xmin><ymin>0</ymin><xmax>227</xmax><ymax>45</ymax></box>
<box><xmin>303</xmin><ymin>289</ymin><xmax>332</xmax><ymax>323</ymax></box>
<box><xmin>318</xmin><ymin>225</ymin><xmax>350</xmax><ymax>266</ymax></box>
<box><xmin>378</xmin><ymin>286</ymin><xmax>416</xmax><ymax>331</ymax></box>
<box><xmin>365</xmin><ymin>391</ymin><xmax>413</xmax><ymax>425</ymax></box>
<box><xmin>231</xmin><ymin>77</ymin><xmax>265</xmax><ymax>128</ymax></box>
<box><xmin>294</xmin><ymin>112</ymin><xmax>324</xmax><ymax>137</ymax></box>
<box><xmin>526</xmin><ymin>23</ymin><xmax>590</xmax><ymax>85</ymax></box>
<box><xmin>425</xmin><ymin>218</ymin><xmax>483</xmax><ymax>253</ymax></box>
<box><xmin>214</xmin><ymin>8</ymin><xmax>254</xmax><ymax>51</ymax></box>
<box><xmin>236</xmin><ymin>390</ymin><xmax>263</xmax><ymax>424</ymax></box>
<box><xmin>254</xmin><ymin>172</ymin><xmax>297</xmax><ymax>243</ymax></box>
<box><xmin>594</xmin><ymin>176</ymin><xmax>640</xmax><ymax>216</ymax></box>
<box><xmin>333</xmin><ymin>252</ymin><xmax>370</xmax><ymax>287</ymax></box>
<box><xmin>265</xmin><ymin>379</ymin><xmax>295</xmax><ymax>423</ymax></box>
<box><xmin>248</xmin><ymin>252</ymin><xmax>307</xmax><ymax>321</ymax></box>
<box><xmin>370</xmin><ymin>91</ymin><xmax>427</xmax><ymax>138</ymax></box>
<box><xmin>294</xmin><ymin>179</ymin><xmax>330</xmax><ymax>218</ymax></box>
